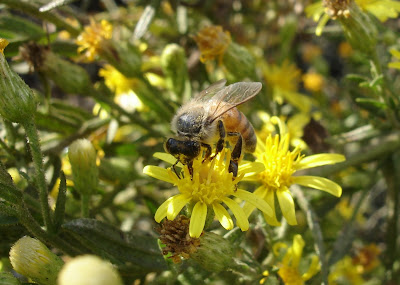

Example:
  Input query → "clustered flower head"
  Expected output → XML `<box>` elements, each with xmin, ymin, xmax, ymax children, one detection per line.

<box><xmin>193</xmin><ymin>26</ymin><xmax>232</xmax><ymax>63</ymax></box>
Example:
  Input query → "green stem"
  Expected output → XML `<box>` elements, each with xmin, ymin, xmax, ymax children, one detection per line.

<box><xmin>316</xmin><ymin>131</ymin><xmax>400</xmax><ymax>177</ymax></box>
<box><xmin>0</xmin><ymin>0</ymin><xmax>81</xmax><ymax>37</ymax></box>
<box><xmin>23</xmin><ymin>120</ymin><xmax>53</xmax><ymax>232</ymax></box>
<box><xmin>81</xmin><ymin>194</ymin><xmax>90</xmax><ymax>218</ymax></box>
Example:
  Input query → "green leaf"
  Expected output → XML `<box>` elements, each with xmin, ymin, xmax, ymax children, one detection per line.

<box><xmin>355</xmin><ymin>98</ymin><xmax>387</xmax><ymax>116</ymax></box>
<box><xmin>62</xmin><ymin>219</ymin><xmax>167</xmax><ymax>273</ymax></box>
<box><xmin>0</xmin><ymin>14</ymin><xmax>44</xmax><ymax>41</ymax></box>
<box><xmin>0</xmin><ymin>213</ymin><xmax>18</xmax><ymax>225</ymax></box>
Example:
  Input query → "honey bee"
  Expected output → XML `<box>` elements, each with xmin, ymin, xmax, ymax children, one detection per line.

<box><xmin>165</xmin><ymin>79</ymin><xmax>262</xmax><ymax>177</ymax></box>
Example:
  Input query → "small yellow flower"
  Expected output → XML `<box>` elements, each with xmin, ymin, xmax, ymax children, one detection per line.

<box><xmin>262</xmin><ymin>61</ymin><xmax>313</xmax><ymax>112</ymax></box>
<box><xmin>352</xmin><ymin>244</ymin><xmax>381</xmax><ymax>273</ymax></box>
<box><xmin>259</xmin><ymin>270</ymin><xmax>270</xmax><ymax>284</ymax></box>
<box><xmin>303</xmin><ymin>71</ymin><xmax>324</xmax><ymax>93</ymax></box>
<box><xmin>76</xmin><ymin>19</ymin><xmax>113</xmax><ymax>62</ymax></box>
<box><xmin>143</xmin><ymin>149</ymin><xmax>272</xmax><ymax>238</ymax></box>
<box><xmin>355</xmin><ymin>0</ymin><xmax>400</xmax><ymax>22</ymax></box>
<box><xmin>328</xmin><ymin>256</ymin><xmax>365</xmax><ymax>285</ymax></box>
<box><xmin>98</xmin><ymin>64</ymin><xmax>144</xmax><ymax>112</ymax></box>
<box><xmin>244</xmin><ymin>117</ymin><xmax>345</xmax><ymax>225</ymax></box>
<box><xmin>193</xmin><ymin>26</ymin><xmax>231</xmax><ymax>63</ymax></box>
<box><xmin>274</xmin><ymin>235</ymin><xmax>320</xmax><ymax>285</ymax></box>
<box><xmin>338</xmin><ymin>41</ymin><xmax>353</xmax><ymax>58</ymax></box>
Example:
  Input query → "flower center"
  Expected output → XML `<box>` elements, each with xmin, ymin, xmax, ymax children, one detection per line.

<box><xmin>257</xmin><ymin>134</ymin><xmax>302</xmax><ymax>191</ymax></box>
<box><xmin>173</xmin><ymin>149</ymin><xmax>239</xmax><ymax>204</ymax></box>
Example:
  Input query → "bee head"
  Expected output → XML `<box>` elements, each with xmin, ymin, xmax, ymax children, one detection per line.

<box><xmin>164</xmin><ymin>138</ymin><xmax>201</xmax><ymax>163</ymax></box>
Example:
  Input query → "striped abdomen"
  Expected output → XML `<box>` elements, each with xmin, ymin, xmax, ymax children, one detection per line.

<box><xmin>220</xmin><ymin>107</ymin><xmax>256</xmax><ymax>153</ymax></box>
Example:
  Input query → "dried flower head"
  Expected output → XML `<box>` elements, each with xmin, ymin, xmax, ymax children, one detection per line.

<box><xmin>194</xmin><ymin>26</ymin><xmax>231</xmax><ymax>63</ymax></box>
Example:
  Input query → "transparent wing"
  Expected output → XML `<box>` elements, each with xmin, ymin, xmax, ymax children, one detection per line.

<box><xmin>193</xmin><ymin>79</ymin><xmax>227</xmax><ymax>102</ymax></box>
<box><xmin>208</xmin><ymin>82</ymin><xmax>262</xmax><ymax>122</ymax></box>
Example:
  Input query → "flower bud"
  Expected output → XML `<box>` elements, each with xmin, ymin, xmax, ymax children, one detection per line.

<box><xmin>0</xmin><ymin>272</ymin><xmax>21</xmax><ymax>285</ymax></box>
<box><xmin>190</xmin><ymin>232</ymin><xmax>235</xmax><ymax>273</ymax></box>
<box><xmin>0</xmin><ymin>39</ymin><xmax>36</xmax><ymax>123</ymax></box>
<box><xmin>222</xmin><ymin>42</ymin><xmax>257</xmax><ymax>80</ymax></box>
<box><xmin>20</xmin><ymin>43</ymin><xmax>93</xmax><ymax>95</ymax></box>
<box><xmin>9</xmin><ymin>236</ymin><xmax>64</xmax><ymax>285</ymax></box>
<box><xmin>161</xmin><ymin>44</ymin><xmax>188</xmax><ymax>96</ymax></box>
<box><xmin>58</xmin><ymin>255</ymin><xmax>123</xmax><ymax>285</ymax></box>
<box><xmin>68</xmin><ymin>139</ymin><xmax>98</xmax><ymax>195</ymax></box>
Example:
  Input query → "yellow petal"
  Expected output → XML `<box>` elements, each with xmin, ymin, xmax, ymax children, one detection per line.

<box><xmin>296</xmin><ymin>153</ymin><xmax>345</xmax><ymax>170</ymax></box>
<box><xmin>302</xmin><ymin>254</ymin><xmax>321</xmax><ymax>281</ymax></box>
<box><xmin>222</xmin><ymin>197</ymin><xmax>249</xmax><ymax>231</ymax></box>
<box><xmin>154</xmin><ymin>196</ymin><xmax>174</xmax><ymax>222</ymax></box>
<box><xmin>233</xmin><ymin>189</ymin><xmax>273</xmax><ymax>217</ymax></box>
<box><xmin>277</xmin><ymin>189</ymin><xmax>297</xmax><ymax>225</ymax></box>
<box><xmin>239</xmin><ymin>161</ymin><xmax>265</xmax><ymax>177</ymax></box>
<box><xmin>388</xmin><ymin>62</ymin><xmax>400</xmax><ymax>69</ymax></box>
<box><xmin>316</xmin><ymin>14</ymin><xmax>330</xmax><ymax>36</ymax></box>
<box><xmin>389</xmin><ymin>48</ymin><xmax>400</xmax><ymax>59</ymax></box>
<box><xmin>263</xmin><ymin>190</ymin><xmax>281</xmax><ymax>226</ymax></box>
<box><xmin>166</xmin><ymin>194</ymin><xmax>191</xmax><ymax>220</ymax></box>
<box><xmin>153</xmin><ymin>152</ymin><xmax>183</xmax><ymax>167</ymax></box>
<box><xmin>213</xmin><ymin>203</ymin><xmax>234</xmax><ymax>230</ymax></box>
<box><xmin>189</xmin><ymin>201</ymin><xmax>207</xmax><ymax>238</ymax></box>
<box><xmin>293</xmin><ymin>176</ymin><xmax>342</xmax><ymax>197</ymax></box>
<box><xmin>292</xmin><ymin>234</ymin><xmax>305</xmax><ymax>267</ymax></box>
<box><xmin>143</xmin><ymin>165</ymin><xmax>174</xmax><ymax>184</ymax></box>
<box><xmin>242</xmin><ymin>186</ymin><xmax>266</xmax><ymax>217</ymax></box>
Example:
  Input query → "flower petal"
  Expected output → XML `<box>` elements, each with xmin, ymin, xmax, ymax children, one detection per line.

<box><xmin>212</xmin><ymin>203</ymin><xmax>234</xmax><ymax>230</ymax></box>
<box><xmin>153</xmin><ymin>152</ymin><xmax>183</xmax><ymax>167</ymax></box>
<box><xmin>233</xmin><ymin>189</ymin><xmax>273</xmax><ymax>217</ymax></box>
<box><xmin>277</xmin><ymin>189</ymin><xmax>297</xmax><ymax>225</ymax></box>
<box><xmin>302</xmin><ymin>254</ymin><xmax>321</xmax><ymax>281</ymax></box>
<box><xmin>293</xmin><ymin>176</ymin><xmax>342</xmax><ymax>197</ymax></box>
<box><xmin>222</xmin><ymin>197</ymin><xmax>249</xmax><ymax>231</ymax></box>
<box><xmin>263</xmin><ymin>190</ymin><xmax>280</xmax><ymax>226</ymax></box>
<box><xmin>189</xmin><ymin>201</ymin><xmax>207</xmax><ymax>238</ymax></box>
<box><xmin>242</xmin><ymin>186</ymin><xmax>266</xmax><ymax>217</ymax></box>
<box><xmin>143</xmin><ymin>165</ymin><xmax>174</xmax><ymax>184</ymax></box>
<box><xmin>239</xmin><ymin>161</ymin><xmax>265</xmax><ymax>178</ymax></box>
<box><xmin>295</xmin><ymin>154</ymin><xmax>345</xmax><ymax>170</ymax></box>
<box><xmin>166</xmin><ymin>194</ymin><xmax>191</xmax><ymax>220</ymax></box>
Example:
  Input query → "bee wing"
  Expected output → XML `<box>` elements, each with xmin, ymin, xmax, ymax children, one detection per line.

<box><xmin>209</xmin><ymin>81</ymin><xmax>262</xmax><ymax>122</ymax></box>
<box><xmin>193</xmin><ymin>79</ymin><xmax>228</xmax><ymax>102</ymax></box>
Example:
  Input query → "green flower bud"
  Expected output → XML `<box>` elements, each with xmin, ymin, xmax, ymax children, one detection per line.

<box><xmin>161</xmin><ymin>44</ymin><xmax>188</xmax><ymax>96</ymax></box>
<box><xmin>337</xmin><ymin>1</ymin><xmax>377</xmax><ymax>55</ymax></box>
<box><xmin>222</xmin><ymin>42</ymin><xmax>257</xmax><ymax>80</ymax></box>
<box><xmin>68</xmin><ymin>139</ymin><xmax>98</xmax><ymax>195</ymax></box>
<box><xmin>20</xmin><ymin>43</ymin><xmax>93</xmax><ymax>95</ymax></box>
<box><xmin>0</xmin><ymin>39</ymin><xmax>36</xmax><ymax>123</ymax></box>
<box><xmin>190</xmin><ymin>232</ymin><xmax>235</xmax><ymax>273</ymax></box>
<box><xmin>9</xmin><ymin>236</ymin><xmax>64</xmax><ymax>285</ymax></box>
<box><xmin>58</xmin><ymin>255</ymin><xmax>123</xmax><ymax>285</ymax></box>
<box><xmin>0</xmin><ymin>272</ymin><xmax>21</xmax><ymax>285</ymax></box>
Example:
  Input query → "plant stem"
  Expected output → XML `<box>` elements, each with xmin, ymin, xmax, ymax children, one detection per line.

<box><xmin>0</xmin><ymin>0</ymin><xmax>81</xmax><ymax>37</ymax></box>
<box><xmin>23</xmin><ymin>120</ymin><xmax>53</xmax><ymax>232</ymax></box>
<box><xmin>81</xmin><ymin>194</ymin><xmax>90</xmax><ymax>218</ymax></box>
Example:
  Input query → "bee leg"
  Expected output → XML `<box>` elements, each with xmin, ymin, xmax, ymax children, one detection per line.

<box><xmin>228</xmin><ymin>135</ymin><xmax>242</xmax><ymax>179</ymax></box>
<box><xmin>201</xmin><ymin>143</ymin><xmax>212</xmax><ymax>162</ymax></box>
<box><xmin>187</xmin><ymin>160</ymin><xmax>194</xmax><ymax>179</ymax></box>
<box><xmin>211</xmin><ymin>120</ymin><xmax>226</xmax><ymax>160</ymax></box>
<box><xmin>172</xmin><ymin>160</ymin><xmax>181</xmax><ymax>179</ymax></box>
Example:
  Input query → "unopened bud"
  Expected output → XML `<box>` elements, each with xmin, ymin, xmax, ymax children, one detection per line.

<box><xmin>20</xmin><ymin>43</ymin><xmax>93</xmax><ymax>95</ymax></box>
<box><xmin>222</xmin><ymin>42</ymin><xmax>257</xmax><ymax>80</ymax></box>
<box><xmin>58</xmin><ymin>255</ymin><xmax>123</xmax><ymax>285</ymax></box>
<box><xmin>68</xmin><ymin>139</ymin><xmax>98</xmax><ymax>195</ymax></box>
<box><xmin>190</xmin><ymin>232</ymin><xmax>235</xmax><ymax>273</ymax></box>
<box><xmin>0</xmin><ymin>39</ymin><xmax>36</xmax><ymax>123</ymax></box>
<box><xmin>0</xmin><ymin>272</ymin><xmax>21</xmax><ymax>285</ymax></box>
<box><xmin>161</xmin><ymin>44</ymin><xmax>188</xmax><ymax>96</ymax></box>
<box><xmin>9</xmin><ymin>236</ymin><xmax>63</xmax><ymax>285</ymax></box>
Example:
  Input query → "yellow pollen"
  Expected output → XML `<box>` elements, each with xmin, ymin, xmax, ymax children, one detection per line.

<box><xmin>257</xmin><ymin>134</ymin><xmax>303</xmax><ymax>191</ymax></box>
<box><xmin>0</xmin><ymin>38</ymin><xmax>9</xmax><ymax>54</ymax></box>
<box><xmin>172</xmin><ymin>149</ymin><xmax>238</xmax><ymax>204</ymax></box>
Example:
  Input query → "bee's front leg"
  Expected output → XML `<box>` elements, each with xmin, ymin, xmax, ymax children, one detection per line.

<box><xmin>201</xmin><ymin>143</ymin><xmax>212</xmax><ymax>162</ymax></box>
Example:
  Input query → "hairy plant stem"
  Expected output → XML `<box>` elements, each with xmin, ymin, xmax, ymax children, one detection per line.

<box><xmin>23</xmin><ymin>120</ymin><xmax>53</xmax><ymax>232</ymax></box>
<box><xmin>0</xmin><ymin>0</ymin><xmax>80</xmax><ymax>37</ymax></box>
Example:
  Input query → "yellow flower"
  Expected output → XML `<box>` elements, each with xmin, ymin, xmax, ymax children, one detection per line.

<box><xmin>302</xmin><ymin>72</ymin><xmax>324</xmax><ymax>93</ymax></box>
<box><xmin>338</xmin><ymin>41</ymin><xmax>353</xmax><ymax>58</ymax></box>
<box><xmin>355</xmin><ymin>0</ymin><xmax>400</xmax><ymax>22</ymax></box>
<box><xmin>352</xmin><ymin>244</ymin><xmax>381</xmax><ymax>273</ymax></box>
<box><xmin>328</xmin><ymin>256</ymin><xmax>365</xmax><ymax>285</ymax></box>
<box><xmin>76</xmin><ymin>19</ymin><xmax>113</xmax><ymax>62</ymax></box>
<box><xmin>98</xmin><ymin>64</ymin><xmax>144</xmax><ymax>112</ymax></box>
<box><xmin>388</xmin><ymin>49</ymin><xmax>400</xmax><ymax>69</ymax></box>
<box><xmin>262</xmin><ymin>61</ymin><xmax>313</xmax><ymax>113</ymax></box>
<box><xmin>193</xmin><ymin>26</ymin><xmax>231</xmax><ymax>63</ymax></box>
<box><xmin>244</xmin><ymin>118</ymin><xmax>345</xmax><ymax>226</ymax></box>
<box><xmin>143</xmin><ymin>149</ymin><xmax>272</xmax><ymax>238</ymax></box>
<box><xmin>274</xmin><ymin>235</ymin><xmax>320</xmax><ymax>285</ymax></box>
